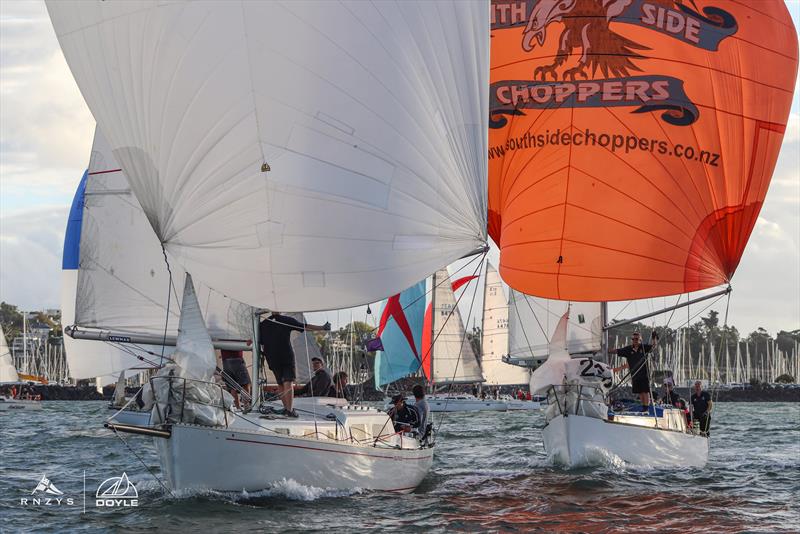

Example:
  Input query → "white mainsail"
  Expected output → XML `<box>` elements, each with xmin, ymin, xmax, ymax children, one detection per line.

<box><xmin>508</xmin><ymin>291</ymin><xmax>603</xmax><ymax>363</ymax></box>
<box><xmin>0</xmin><ymin>325</ymin><xmax>20</xmax><ymax>383</ymax></box>
<box><xmin>63</xmin><ymin>129</ymin><xmax>255</xmax><ymax>380</ymax></box>
<box><xmin>480</xmin><ymin>263</ymin><xmax>529</xmax><ymax>386</ymax></box>
<box><xmin>47</xmin><ymin>0</ymin><xmax>489</xmax><ymax>312</ymax></box>
<box><xmin>431</xmin><ymin>270</ymin><xmax>483</xmax><ymax>384</ymax></box>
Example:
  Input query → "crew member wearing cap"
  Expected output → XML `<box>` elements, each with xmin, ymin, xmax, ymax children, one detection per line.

<box><xmin>296</xmin><ymin>356</ymin><xmax>333</xmax><ymax>399</ymax></box>
<box><xmin>387</xmin><ymin>394</ymin><xmax>419</xmax><ymax>433</ymax></box>
<box><xmin>660</xmin><ymin>378</ymin><xmax>680</xmax><ymax>407</ymax></box>
<box><xmin>609</xmin><ymin>330</ymin><xmax>659</xmax><ymax>410</ymax></box>
<box><xmin>221</xmin><ymin>349</ymin><xmax>250</xmax><ymax>409</ymax></box>
<box><xmin>259</xmin><ymin>312</ymin><xmax>330</xmax><ymax>418</ymax></box>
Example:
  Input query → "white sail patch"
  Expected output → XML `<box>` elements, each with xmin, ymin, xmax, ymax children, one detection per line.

<box><xmin>480</xmin><ymin>263</ymin><xmax>529</xmax><ymax>386</ymax></box>
<box><xmin>431</xmin><ymin>270</ymin><xmax>483</xmax><ymax>384</ymax></box>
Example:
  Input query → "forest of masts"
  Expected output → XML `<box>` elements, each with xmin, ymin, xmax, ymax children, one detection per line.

<box><xmin>2</xmin><ymin>303</ymin><xmax>798</xmax><ymax>386</ymax></box>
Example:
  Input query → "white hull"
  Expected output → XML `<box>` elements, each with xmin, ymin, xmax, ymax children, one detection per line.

<box><xmin>542</xmin><ymin>414</ymin><xmax>708</xmax><ymax>468</ymax></box>
<box><xmin>141</xmin><ymin>398</ymin><xmax>433</xmax><ymax>493</ymax></box>
<box><xmin>0</xmin><ymin>398</ymin><xmax>43</xmax><ymax>411</ymax></box>
<box><xmin>156</xmin><ymin>422</ymin><xmax>433</xmax><ymax>493</ymax></box>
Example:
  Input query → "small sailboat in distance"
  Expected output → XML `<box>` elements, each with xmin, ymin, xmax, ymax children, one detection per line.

<box><xmin>0</xmin><ymin>325</ymin><xmax>43</xmax><ymax>411</ymax></box>
<box><xmin>480</xmin><ymin>262</ymin><xmax>539</xmax><ymax>410</ymax></box>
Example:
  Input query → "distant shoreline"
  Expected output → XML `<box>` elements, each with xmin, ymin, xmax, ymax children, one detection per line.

<box><xmin>618</xmin><ymin>386</ymin><xmax>800</xmax><ymax>403</ymax></box>
<box><xmin>14</xmin><ymin>384</ymin><xmax>800</xmax><ymax>402</ymax></box>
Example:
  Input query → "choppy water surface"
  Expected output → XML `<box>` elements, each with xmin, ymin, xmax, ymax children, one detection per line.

<box><xmin>1</xmin><ymin>402</ymin><xmax>797</xmax><ymax>533</ymax></box>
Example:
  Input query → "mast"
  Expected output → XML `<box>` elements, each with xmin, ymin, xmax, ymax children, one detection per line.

<box><xmin>428</xmin><ymin>271</ymin><xmax>436</xmax><ymax>394</ymax></box>
<box><xmin>23</xmin><ymin>311</ymin><xmax>28</xmax><ymax>374</ymax></box>
<box><xmin>479</xmin><ymin>263</ymin><xmax>487</xmax><ymax>390</ymax></box>
<box><xmin>600</xmin><ymin>302</ymin><xmax>608</xmax><ymax>359</ymax></box>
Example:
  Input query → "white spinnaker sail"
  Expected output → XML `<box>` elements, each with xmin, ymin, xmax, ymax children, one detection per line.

<box><xmin>508</xmin><ymin>291</ymin><xmax>602</xmax><ymax>361</ymax></box>
<box><xmin>0</xmin><ymin>325</ymin><xmax>20</xmax><ymax>383</ymax></box>
<box><xmin>432</xmin><ymin>270</ymin><xmax>483</xmax><ymax>384</ymax></box>
<box><xmin>480</xmin><ymin>263</ymin><xmax>529</xmax><ymax>386</ymax></box>
<box><xmin>64</xmin><ymin>129</ymin><xmax>254</xmax><ymax>380</ymax></box>
<box><xmin>47</xmin><ymin>1</ymin><xmax>489</xmax><ymax>312</ymax></box>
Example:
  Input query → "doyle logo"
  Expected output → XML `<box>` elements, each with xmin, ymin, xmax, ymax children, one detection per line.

<box><xmin>20</xmin><ymin>474</ymin><xmax>74</xmax><ymax>506</ymax></box>
<box><xmin>95</xmin><ymin>472</ymin><xmax>138</xmax><ymax>507</ymax></box>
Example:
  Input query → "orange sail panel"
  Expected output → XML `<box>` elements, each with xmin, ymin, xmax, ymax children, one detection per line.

<box><xmin>489</xmin><ymin>0</ymin><xmax>798</xmax><ymax>301</ymax></box>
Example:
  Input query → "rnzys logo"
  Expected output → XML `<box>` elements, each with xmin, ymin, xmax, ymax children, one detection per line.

<box><xmin>96</xmin><ymin>472</ymin><xmax>139</xmax><ymax>507</ymax></box>
<box><xmin>20</xmin><ymin>474</ymin><xmax>74</xmax><ymax>506</ymax></box>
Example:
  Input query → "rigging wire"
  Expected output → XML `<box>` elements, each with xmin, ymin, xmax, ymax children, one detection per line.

<box><xmin>433</xmin><ymin>252</ymin><xmax>487</xmax><ymax>433</ymax></box>
<box><xmin>158</xmin><ymin>244</ymin><xmax>173</xmax><ymax>368</ymax></box>
<box><xmin>108</xmin><ymin>425</ymin><xmax>175</xmax><ymax>498</ymax></box>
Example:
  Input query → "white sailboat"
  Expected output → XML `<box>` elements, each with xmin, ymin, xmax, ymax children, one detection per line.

<box><xmin>418</xmin><ymin>269</ymin><xmax>507</xmax><ymax>412</ymax></box>
<box><xmin>48</xmin><ymin>0</ymin><xmax>489</xmax><ymax>493</ymax></box>
<box><xmin>141</xmin><ymin>275</ymin><xmax>434</xmax><ymax>493</ymax></box>
<box><xmin>508</xmin><ymin>292</ymin><xmax>708</xmax><ymax>468</ymax></box>
<box><xmin>531</xmin><ymin>311</ymin><xmax>708</xmax><ymax>467</ymax></box>
<box><xmin>0</xmin><ymin>325</ymin><xmax>43</xmax><ymax>411</ymax></box>
<box><xmin>480</xmin><ymin>263</ymin><xmax>538</xmax><ymax>410</ymax></box>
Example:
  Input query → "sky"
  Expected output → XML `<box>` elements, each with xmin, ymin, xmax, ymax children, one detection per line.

<box><xmin>0</xmin><ymin>1</ymin><xmax>798</xmax><ymax>338</ymax></box>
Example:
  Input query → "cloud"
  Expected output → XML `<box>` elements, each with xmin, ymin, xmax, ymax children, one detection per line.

<box><xmin>0</xmin><ymin>205</ymin><xmax>68</xmax><ymax>310</ymax></box>
<box><xmin>0</xmin><ymin>2</ymin><xmax>94</xmax><ymax>215</ymax></box>
<box><xmin>785</xmin><ymin>113</ymin><xmax>800</xmax><ymax>144</ymax></box>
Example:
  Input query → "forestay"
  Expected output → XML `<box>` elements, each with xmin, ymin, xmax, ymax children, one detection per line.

<box><xmin>47</xmin><ymin>0</ymin><xmax>489</xmax><ymax>311</ymax></box>
<box><xmin>480</xmin><ymin>263</ymin><xmax>529</xmax><ymax>386</ymax></box>
<box><xmin>508</xmin><ymin>291</ymin><xmax>602</xmax><ymax>362</ymax></box>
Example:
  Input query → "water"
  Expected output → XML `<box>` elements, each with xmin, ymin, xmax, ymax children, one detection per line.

<box><xmin>1</xmin><ymin>402</ymin><xmax>798</xmax><ymax>532</ymax></box>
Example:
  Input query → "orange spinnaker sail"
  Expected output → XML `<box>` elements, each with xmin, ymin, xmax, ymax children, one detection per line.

<box><xmin>489</xmin><ymin>0</ymin><xmax>798</xmax><ymax>301</ymax></box>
